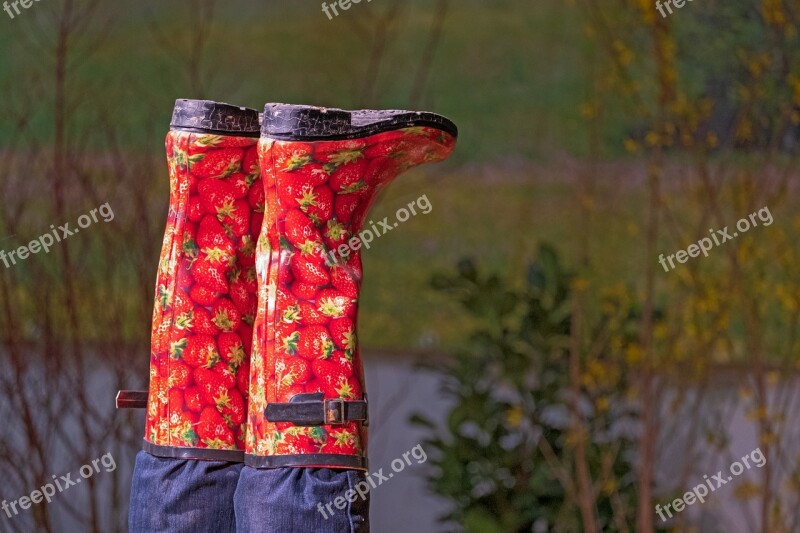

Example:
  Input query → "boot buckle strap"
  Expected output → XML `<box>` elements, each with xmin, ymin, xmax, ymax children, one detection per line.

<box><xmin>116</xmin><ymin>390</ymin><xmax>148</xmax><ymax>409</ymax></box>
<box><xmin>265</xmin><ymin>392</ymin><xmax>367</xmax><ymax>426</ymax></box>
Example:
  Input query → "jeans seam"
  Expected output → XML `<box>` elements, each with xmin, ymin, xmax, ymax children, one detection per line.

<box><xmin>346</xmin><ymin>470</ymin><xmax>357</xmax><ymax>533</ymax></box>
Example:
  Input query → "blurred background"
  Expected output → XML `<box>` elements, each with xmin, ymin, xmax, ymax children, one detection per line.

<box><xmin>2</xmin><ymin>0</ymin><xmax>800</xmax><ymax>531</ymax></box>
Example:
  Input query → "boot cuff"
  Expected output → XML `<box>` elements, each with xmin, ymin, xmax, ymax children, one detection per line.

<box><xmin>261</xmin><ymin>103</ymin><xmax>458</xmax><ymax>141</ymax></box>
<box><xmin>170</xmin><ymin>99</ymin><xmax>261</xmax><ymax>136</ymax></box>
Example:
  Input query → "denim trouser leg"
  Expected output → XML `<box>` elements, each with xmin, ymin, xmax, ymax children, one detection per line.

<box><xmin>129</xmin><ymin>450</ymin><xmax>244</xmax><ymax>533</ymax></box>
<box><xmin>234</xmin><ymin>466</ymin><xmax>370</xmax><ymax>533</ymax></box>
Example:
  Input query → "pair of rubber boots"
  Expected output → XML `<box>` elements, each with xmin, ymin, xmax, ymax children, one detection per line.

<box><xmin>118</xmin><ymin>100</ymin><xmax>458</xmax><ymax>470</ymax></box>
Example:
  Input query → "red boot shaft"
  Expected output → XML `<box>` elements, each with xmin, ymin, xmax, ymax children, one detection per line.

<box><xmin>143</xmin><ymin>100</ymin><xmax>261</xmax><ymax>461</ymax></box>
<box><xmin>247</xmin><ymin>104</ymin><xmax>457</xmax><ymax>469</ymax></box>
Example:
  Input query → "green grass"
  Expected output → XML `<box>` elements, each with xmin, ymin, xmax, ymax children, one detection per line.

<box><xmin>359</xmin><ymin>165</ymin><xmax>583</xmax><ymax>349</ymax></box>
<box><xmin>0</xmin><ymin>0</ymin><xmax>604</xmax><ymax>350</ymax></box>
<box><xmin>0</xmin><ymin>0</ymin><xmax>597</xmax><ymax>160</ymax></box>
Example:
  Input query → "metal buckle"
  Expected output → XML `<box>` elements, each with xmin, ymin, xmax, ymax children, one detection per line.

<box><xmin>324</xmin><ymin>398</ymin><xmax>345</xmax><ymax>425</ymax></box>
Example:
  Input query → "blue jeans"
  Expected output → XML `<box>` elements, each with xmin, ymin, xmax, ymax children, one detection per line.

<box><xmin>129</xmin><ymin>451</ymin><xmax>369</xmax><ymax>532</ymax></box>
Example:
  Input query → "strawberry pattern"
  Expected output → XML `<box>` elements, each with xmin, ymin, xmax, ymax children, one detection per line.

<box><xmin>248</xmin><ymin>126</ymin><xmax>457</xmax><ymax>466</ymax></box>
<box><xmin>145</xmin><ymin>131</ymin><xmax>261</xmax><ymax>453</ymax></box>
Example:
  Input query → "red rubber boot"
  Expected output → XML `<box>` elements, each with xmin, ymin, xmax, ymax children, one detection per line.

<box><xmin>246</xmin><ymin>104</ymin><xmax>458</xmax><ymax>469</ymax></box>
<box><xmin>137</xmin><ymin>99</ymin><xmax>262</xmax><ymax>461</ymax></box>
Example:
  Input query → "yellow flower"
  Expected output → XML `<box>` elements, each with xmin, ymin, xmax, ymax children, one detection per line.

<box><xmin>572</xmin><ymin>277</ymin><xmax>589</xmax><ymax>292</ymax></box>
<box><xmin>505</xmin><ymin>406</ymin><xmax>523</xmax><ymax>428</ymax></box>
<box><xmin>579</xmin><ymin>102</ymin><xmax>597</xmax><ymax>120</ymax></box>
<box><xmin>596</xmin><ymin>397</ymin><xmax>610</xmax><ymax>413</ymax></box>
<box><xmin>623</xmin><ymin>138</ymin><xmax>639</xmax><ymax>153</ymax></box>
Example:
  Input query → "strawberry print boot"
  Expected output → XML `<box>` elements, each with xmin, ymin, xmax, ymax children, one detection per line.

<box><xmin>127</xmin><ymin>99</ymin><xmax>262</xmax><ymax>461</ymax></box>
<box><xmin>246</xmin><ymin>104</ymin><xmax>458</xmax><ymax>469</ymax></box>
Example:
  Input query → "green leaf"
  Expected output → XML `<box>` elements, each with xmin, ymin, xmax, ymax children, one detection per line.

<box><xmin>409</xmin><ymin>414</ymin><xmax>436</xmax><ymax>429</ymax></box>
<box><xmin>463</xmin><ymin>508</ymin><xmax>503</xmax><ymax>532</ymax></box>
<box><xmin>456</xmin><ymin>257</ymin><xmax>478</xmax><ymax>282</ymax></box>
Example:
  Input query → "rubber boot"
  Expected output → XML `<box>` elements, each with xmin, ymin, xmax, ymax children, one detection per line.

<box><xmin>131</xmin><ymin>99</ymin><xmax>262</xmax><ymax>461</ymax></box>
<box><xmin>246</xmin><ymin>104</ymin><xmax>458</xmax><ymax>469</ymax></box>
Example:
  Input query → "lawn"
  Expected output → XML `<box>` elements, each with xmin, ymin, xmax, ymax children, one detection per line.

<box><xmin>0</xmin><ymin>0</ymin><xmax>647</xmax><ymax>351</ymax></box>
